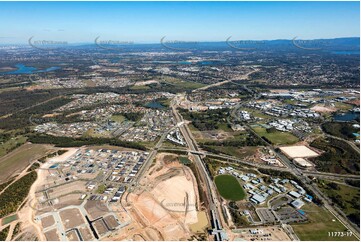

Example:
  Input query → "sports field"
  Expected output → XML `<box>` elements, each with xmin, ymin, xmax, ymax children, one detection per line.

<box><xmin>214</xmin><ymin>175</ymin><xmax>245</xmax><ymax>201</ymax></box>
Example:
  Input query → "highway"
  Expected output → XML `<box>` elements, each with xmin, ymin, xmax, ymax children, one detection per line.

<box><xmin>158</xmin><ymin>147</ymin><xmax>360</xmax><ymax>182</ymax></box>
<box><xmin>131</xmin><ymin>124</ymin><xmax>177</xmax><ymax>187</ymax></box>
<box><xmin>192</xmin><ymin>67</ymin><xmax>258</xmax><ymax>93</ymax></box>
<box><xmin>325</xmin><ymin>134</ymin><xmax>360</xmax><ymax>154</ymax></box>
<box><xmin>229</xmin><ymin>100</ymin><xmax>360</xmax><ymax>240</ymax></box>
<box><xmin>131</xmin><ymin>91</ymin><xmax>359</xmax><ymax>240</ymax></box>
<box><xmin>171</xmin><ymin>94</ymin><xmax>226</xmax><ymax>240</ymax></box>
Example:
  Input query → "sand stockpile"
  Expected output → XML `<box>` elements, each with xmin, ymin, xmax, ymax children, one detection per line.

<box><xmin>311</xmin><ymin>105</ymin><xmax>337</xmax><ymax>113</ymax></box>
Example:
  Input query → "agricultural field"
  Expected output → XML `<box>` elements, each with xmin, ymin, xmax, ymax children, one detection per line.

<box><xmin>214</xmin><ymin>175</ymin><xmax>246</xmax><ymax>201</ymax></box>
<box><xmin>252</xmin><ymin>126</ymin><xmax>299</xmax><ymax>145</ymax></box>
<box><xmin>291</xmin><ymin>203</ymin><xmax>358</xmax><ymax>241</ymax></box>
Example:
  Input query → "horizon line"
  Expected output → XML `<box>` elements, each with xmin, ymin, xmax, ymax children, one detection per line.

<box><xmin>0</xmin><ymin>36</ymin><xmax>360</xmax><ymax>46</ymax></box>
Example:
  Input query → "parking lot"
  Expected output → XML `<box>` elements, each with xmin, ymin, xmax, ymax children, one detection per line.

<box><xmin>275</xmin><ymin>206</ymin><xmax>307</xmax><ymax>223</ymax></box>
<box><xmin>256</xmin><ymin>208</ymin><xmax>277</xmax><ymax>224</ymax></box>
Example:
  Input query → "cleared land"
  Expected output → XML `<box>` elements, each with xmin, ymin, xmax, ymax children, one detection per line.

<box><xmin>59</xmin><ymin>208</ymin><xmax>85</xmax><ymax>230</ymax></box>
<box><xmin>206</xmin><ymin>146</ymin><xmax>257</xmax><ymax>159</ymax></box>
<box><xmin>215</xmin><ymin>175</ymin><xmax>245</xmax><ymax>201</ymax></box>
<box><xmin>253</xmin><ymin>127</ymin><xmax>298</xmax><ymax>145</ymax></box>
<box><xmin>116</xmin><ymin>153</ymin><xmax>204</xmax><ymax>241</ymax></box>
<box><xmin>279</xmin><ymin>145</ymin><xmax>319</xmax><ymax>159</ymax></box>
<box><xmin>0</xmin><ymin>143</ymin><xmax>56</xmax><ymax>182</ymax></box>
<box><xmin>40</xmin><ymin>215</ymin><xmax>55</xmax><ymax>229</ymax></box>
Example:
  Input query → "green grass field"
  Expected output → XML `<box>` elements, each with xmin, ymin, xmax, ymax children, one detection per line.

<box><xmin>242</xmin><ymin>108</ymin><xmax>273</xmax><ymax>120</ymax></box>
<box><xmin>215</xmin><ymin>175</ymin><xmax>245</xmax><ymax>201</ymax></box>
<box><xmin>1</xmin><ymin>214</ymin><xmax>18</xmax><ymax>226</ymax></box>
<box><xmin>179</xmin><ymin>156</ymin><xmax>191</xmax><ymax>165</ymax></box>
<box><xmin>292</xmin><ymin>204</ymin><xmax>358</xmax><ymax>241</ymax></box>
<box><xmin>161</xmin><ymin>76</ymin><xmax>205</xmax><ymax>89</ymax></box>
<box><xmin>0</xmin><ymin>135</ymin><xmax>27</xmax><ymax>158</ymax></box>
<box><xmin>217</xmin><ymin>123</ymin><xmax>233</xmax><ymax>132</ymax></box>
<box><xmin>110</xmin><ymin>114</ymin><xmax>125</xmax><ymax>123</ymax></box>
<box><xmin>318</xmin><ymin>180</ymin><xmax>360</xmax><ymax>216</ymax></box>
<box><xmin>96</xmin><ymin>184</ymin><xmax>106</xmax><ymax>194</ymax></box>
<box><xmin>206</xmin><ymin>145</ymin><xmax>257</xmax><ymax>159</ymax></box>
<box><xmin>253</xmin><ymin>127</ymin><xmax>298</xmax><ymax>145</ymax></box>
<box><xmin>334</xmin><ymin>102</ymin><xmax>354</xmax><ymax>111</ymax></box>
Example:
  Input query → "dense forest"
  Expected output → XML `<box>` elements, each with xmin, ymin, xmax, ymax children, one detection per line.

<box><xmin>179</xmin><ymin>108</ymin><xmax>230</xmax><ymax>131</ymax></box>
<box><xmin>27</xmin><ymin>133</ymin><xmax>147</xmax><ymax>151</ymax></box>
<box><xmin>0</xmin><ymin>171</ymin><xmax>37</xmax><ymax>218</ymax></box>
<box><xmin>310</xmin><ymin>137</ymin><xmax>359</xmax><ymax>174</ymax></box>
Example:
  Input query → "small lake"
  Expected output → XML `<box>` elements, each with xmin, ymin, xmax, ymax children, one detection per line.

<box><xmin>146</xmin><ymin>101</ymin><xmax>165</xmax><ymax>109</ymax></box>
<box><xmin>1</xmin><ymin>64</ymin><xmax>60</xmax><ymax>75</ymax></box>
<box><xmin>333</xmin><ymin>112</ymin><xmax>360</xmax><ymax>122</ymax></box>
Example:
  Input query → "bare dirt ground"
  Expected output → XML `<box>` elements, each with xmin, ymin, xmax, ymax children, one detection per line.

<box><xmin>93</xmin><ymin>219</ymin><xmax>108</xmax><ymax>236</ymax></box>
<box><xmin>59</xmin><ymin>208</ymin><xmax>85</xmax><ymax>230</ymax></box>
<box><xmin>108</xmin><ymin>153</ymin><xmax>208</xmax><ymax>241</ymax></box>
<box><xmin>44</xmin><ymin>228</ymin><xmax>60</xmax><ymax>241</ymax></box>
<box><xmin>193</xmin><ymin>130</ymin><xmax>236</xmax><ymax>141</ymax></box>
<box><xmin>103</xmin><ymin>215</ymin><xmax>119</xmax><ymax>230</ymax></box>
<box><xmin>79</xmin><ymin>226</ymin><xmax>93</xmax><ymax>241</ymax></box>
<box><xmin>311</xmin><ymin>104</ymin><xmax>337</xmax><ymax>113</ymax></box>
<box><xmin>52</xmin><ymin>193</ymin><xmax>83</xmax><ymax>210</ymax></box>
<box><xmin>46</xmin><ymin>181</ymin><xmax>87</xmax><ymax>199</ymax></box>
<box><xmin>66</xmin><ymin>230</ymin><xmax>79</xmax><ymax>241</ymax></box>
<box><xmin>40</xmin><ymin>215</ymin><xmax>55</xmax><ymax>229</ymax></box>
<box><xmin>134</xmin><ymin>80</ymin><xmax>159</xmax><ymax>86</ymax></box>
<box><xmin>84</xmin><ymin>200</ymin><xmax>109</xmax><ymax>220</ymax></box>
<box><xmin>48</xmin><ymin>148</ymin><xmax>78</xmax><ymax>163</ymax></box>
<box><xmin>15</xmin><ymin>163</ymin><xmax>49</xmax><ymax>241</ymax></box>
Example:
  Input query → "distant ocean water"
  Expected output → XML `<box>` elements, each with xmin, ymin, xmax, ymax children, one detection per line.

<box><xmin>2</xmin><ymin>64</ymin><xmax>60</xmax><ymax>75</ymax></box>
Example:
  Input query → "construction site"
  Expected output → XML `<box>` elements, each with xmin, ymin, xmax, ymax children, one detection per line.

<box><xmin>108</xmin><ymin>153</ymin><xmax>209</xmax><ymax>240</ymax></box>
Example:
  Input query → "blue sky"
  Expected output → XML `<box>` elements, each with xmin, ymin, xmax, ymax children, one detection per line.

<box><xmin>0</xmin><ymin>1</ymin><xmax>359</xmax><ymax>44</ymax></box>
